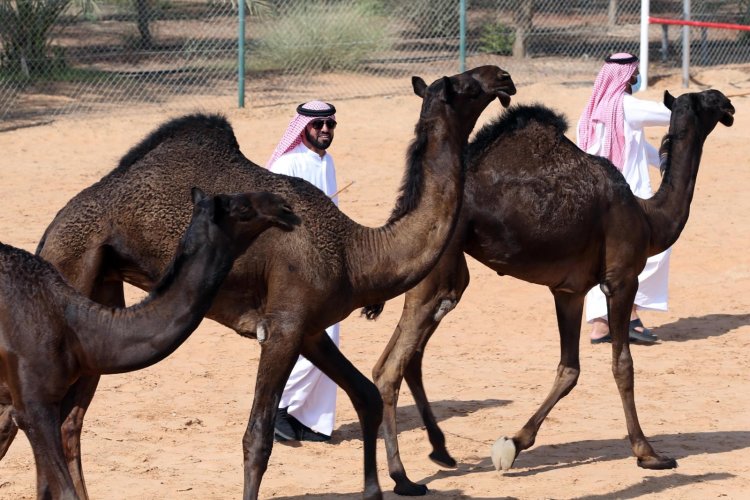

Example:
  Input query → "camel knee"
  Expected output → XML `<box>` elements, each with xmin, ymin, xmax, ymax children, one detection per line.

<box><xmin>356</xmin><ymin>381</ymin><xmax>384</xmax><ymax>425</ymax></box>
<box><xmin>433</xmin><ymin>298</ymin><xmax>457</xmax><ymax>322</ymax></box>
<box><xmin>242</xmin><ymin>428</ymin><xmax>272</xmax><ymax>466</ymax></box>
<box><xmin>557</xmin><ymin>366</ymin><xmax>580</xmax><ymax>398</ymax></box>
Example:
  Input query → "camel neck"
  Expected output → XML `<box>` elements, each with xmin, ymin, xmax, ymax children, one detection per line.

<box><xmin>643</xmin><ymin>116</ymin><xmax>704</xmax><ymax>254</ymax></box>
<box><xmin>66</xmin><ymin>222</ymin><xmax>236</xmax><ymax>374</ymax></box>
<box><xmin>344</xmin><ymin>114</ymin><xmax>472</xmax><ymax>306</ymax></box>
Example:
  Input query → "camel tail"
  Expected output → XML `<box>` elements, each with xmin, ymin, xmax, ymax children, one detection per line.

<box><xmin>361</xmin><ymin>302</ymin><xmax>385</xmax><ymax>320</ymax></box>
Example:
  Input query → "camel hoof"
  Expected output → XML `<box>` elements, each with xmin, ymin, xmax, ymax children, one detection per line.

<box><xmin>637</xmin><ymin>455</ymin><xmax>678</xmax><ymax>470</ymax></box>
<box><xmin>393</xmin><ymin>480</ymin><xmax>428</xmax><ymax>496</ymax></box>
<box><xmin>429</xmin><ymin>449</ymin><xmax>457</xmax><ymax>468</ymax></box>
<box><xmin>491</xmin><ymin>437</ymin><xmax>517</xmax><ymax>471</ymax></box>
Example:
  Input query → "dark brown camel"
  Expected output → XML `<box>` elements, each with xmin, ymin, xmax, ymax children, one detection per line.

<box><xmin>0</xmin><ymin>188</ymin><xmax>299</xmax><ymax>499</ymax></box>
<box><xmin>23</xmin><ymin>66</ymin><xmax>517</xmax><ymax>499</ymax></box>
<box><xmin>362</xmin><ymin>89</ymin><xmax>735</xmax><ymax>495</ymax></box>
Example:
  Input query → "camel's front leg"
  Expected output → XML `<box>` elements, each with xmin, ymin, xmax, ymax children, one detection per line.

<box><xmin>302</xmin><ymin>329</ymin><xmax>383</xmax><ymax>500</ymax></box>
<box><xmin>242</xmin><ymin>326</ymin><xmax>301</xmax><ymax>500</ymax></box>
<box><xmin>607</xmin><ymin>284</ymin><xmax>677</xmax><ymax>470</ymax></box>
<box><xmin>373</xmin><ymin>250</ymin><xmax>469</xmax><ymax>496</ymax></box>
<box><xmin>492</xmin><ymin>291</ymin><xmax>584</xmax><ymax>471</ymax></box>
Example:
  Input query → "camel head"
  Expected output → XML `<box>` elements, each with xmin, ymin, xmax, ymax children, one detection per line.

<box><xmin>664</xmin><ymin>89</ymin><xmax>735</xmax><ymax>137</ymax></box>
<box><xmin>411</xmin><ymin>65</ymin><xmax>517</xmax><ymax>127</ymax></box>
<box><xmin>190</xmin><ymin>187</ymin><xmax>300</xmax><ymax>257</ymax></box>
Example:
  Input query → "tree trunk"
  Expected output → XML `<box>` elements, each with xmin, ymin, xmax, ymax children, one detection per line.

<box><xmin>608</xmin><ymin>0</ymin><xmax>618</xmax><ymax>27</ymax></box>
<box><xmin>134</xmin><ymin>0</ymin><xmax>153</xmax><ymax>49</ymax></box>
<box><xmin>513</xmin><ymin>0</ymin><xmax>534</xmax><ymax>59</ymax></box>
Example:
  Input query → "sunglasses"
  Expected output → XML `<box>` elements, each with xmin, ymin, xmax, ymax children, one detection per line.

<box><xmin>310</xmin><ymin>119</ymin><xmax>337</xmax><ymax>130</ymax></box>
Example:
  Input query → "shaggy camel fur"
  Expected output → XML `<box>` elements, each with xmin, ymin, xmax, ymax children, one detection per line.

<box><xmin>363</xmin><ymin>89</ymin><xmax>735</xmax><ymax>495</ymax></box>
<box><xmin>27</xmin><ymin>66</ymin><xmax>517</xmax><ymax>499</ymax></box>
<box><xmin>0</xmin><ymin>188</ymin><xmax>299</xmax><ymax>499</ymax></box>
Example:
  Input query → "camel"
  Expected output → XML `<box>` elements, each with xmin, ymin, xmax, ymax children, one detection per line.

<box><xmin>0</xmin><ymin>188</ymin><xmax>299</xmax><ymax>499</ymax></box>
<box><xmin>22</xmin><ymin>66</ymin><xmax>517</xmax><ymax>499</ymax></box>
<box><xmin>362</xmin><ymin>89</ymin><xmax>735</xmax><ymax>495</ymax></box>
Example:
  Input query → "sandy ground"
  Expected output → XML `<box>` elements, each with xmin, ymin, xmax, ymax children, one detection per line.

<box><xmin>1</xmin><ymin>63</ymin><xmax>749</xmax><ymax>499</ymax></box>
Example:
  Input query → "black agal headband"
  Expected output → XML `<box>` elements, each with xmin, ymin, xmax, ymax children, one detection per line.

<box><xmin>297</xmin><ymin>102</ymin><xmax>336</xmax><ymax>117</ymax></box>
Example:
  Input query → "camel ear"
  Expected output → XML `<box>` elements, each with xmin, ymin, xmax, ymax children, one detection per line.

<box><xmin>191</xmin><ymin>187</ymin><xmax>216</xmax><ymax>219</ymax></box>
<box><xmin>663</xmin><ymin>90</ymin><xmax>675</xmax><ymax>110</ymax></box>
<box><xmin>191</xmin><ymin>187</ymin><xmax>207</xmax><ymax>205</ymax></box>
<box><xmin>439</xmin><ymin>76</ymin><xmax>455</xmax><ymax>103</ymax></box>
<box><xmin>412</xmin><ymin>76</ymin><xmax>427</xmax><ymax>98</ymax></box>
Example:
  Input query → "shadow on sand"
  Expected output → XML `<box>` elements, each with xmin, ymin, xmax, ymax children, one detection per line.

<box><xmin>653</xmin><ymin>312</ymin><xmax>750</xmax><ymax>342</ymax></box>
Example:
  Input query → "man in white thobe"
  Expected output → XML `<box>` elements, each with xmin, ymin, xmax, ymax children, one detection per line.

<box><xmin>577</xmin><ymin>53</ymin><xmax>672</xmax><ymax>344</ymax></box>
<box><xmin>267</xmin><ymin>100</ymin><xmax>340</xmax><ymax>441</ymax></box>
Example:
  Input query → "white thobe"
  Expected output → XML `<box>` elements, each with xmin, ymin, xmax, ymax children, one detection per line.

<box><xmin>270</xmin><ymin>142</ymin><xmax>340</xmax><ymax>436</ymax></box>
<box><xmin>578</xmin><ymin>95</ymin><xmax>673</xmax><ymax>322</ymax></box>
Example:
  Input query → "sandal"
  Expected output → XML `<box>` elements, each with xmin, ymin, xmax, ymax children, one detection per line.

<box><xmin>629</xmin><ymin>318</ymin><xmax>659</xmax><ymax>343</ymax></box>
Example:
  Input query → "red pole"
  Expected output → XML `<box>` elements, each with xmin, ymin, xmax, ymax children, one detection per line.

<box><xmin>649</xmin><ymin>16</ymin><xmax>750</xmax><ymax>32</ymax></box>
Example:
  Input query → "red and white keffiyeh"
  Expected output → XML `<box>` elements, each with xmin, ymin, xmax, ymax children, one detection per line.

<box><xmin>577</xmin><ymin>53</ymin><xmax>639</xmax><ymax>170</ymax></box>
<box><xmin>265</xmin><ymin>100</ymin><xmax>336</xmax><ymax>168</ymax></box>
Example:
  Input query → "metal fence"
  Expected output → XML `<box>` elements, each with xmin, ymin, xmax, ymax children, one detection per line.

<box><xmin>2</xmin><ymin>0</ymin><xmax>750</xmax><ymax>127</ymax></box>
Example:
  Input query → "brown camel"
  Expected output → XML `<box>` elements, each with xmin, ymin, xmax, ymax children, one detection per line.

<box><xmin>23</xmin><ymin>66</ymin><xmax>517</xmax><ymax>499</ymax></box>
<box><xmin>362</xmin><ymin>89</ymin><xmax>735</xmax><ymax>495</ymax></box>
<box><xmin>0</xmin><ymin>188</ymin><xmax>299</xmax><ymax>499</ymax></box>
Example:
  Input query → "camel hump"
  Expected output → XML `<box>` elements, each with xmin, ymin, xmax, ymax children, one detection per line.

<box><xmin>470</xmin><ymin>103</ymin><xmax>568</xmax><ymax>156</ymax></box>
<box><xmin>117</xmin><ymin>113</ymin><xmax>239</xmax><ymax>171</ymax></box>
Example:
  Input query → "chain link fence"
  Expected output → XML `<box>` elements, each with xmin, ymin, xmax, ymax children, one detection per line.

<box><xmin>651</xmin><ymin>1</ymin><xmax>750</xmax><ymax>68</ymax></box>
<box><xmin>2</xmin><ymin>0</ymin><xmax>750</xmax><ymax>128</ymax></box>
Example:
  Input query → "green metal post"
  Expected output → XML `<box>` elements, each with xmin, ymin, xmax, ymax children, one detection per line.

<box><xmin>459</xmin><ymin>0</ymin><xmax>466</xmax><ymax>72</ymax></box>
<box><xmin>238</xmin><ymin>0</ymin><xmax>246</xmax><ymax>108</ymax></box>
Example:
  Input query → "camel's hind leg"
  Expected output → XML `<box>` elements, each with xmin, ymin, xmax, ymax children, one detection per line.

<box><xmin>301</xmin><ymin>329</ymin><xmax>383</xmax><ymax>500</ymax></box>
<box><xmin>60</xmin><ymin>375</ymin><xmax>101</xmax><ymax>499</ymax></box>
<box><xmin>606</xmin><ymin>283</ymin><xmax>677</xmax><ymax>470</ymax></box>
<box><xmin>492</xmin><ymin>290</ymin><xmax>584</xmax><ymax>471</ymax></box>
<box><xmin>0</xmin><ymin>389</ymin><xmax>18</xmax><ymax>460</ymax></box>
<box><xmin>15</xmin><ymin>400</ymin><xmax>78</xmax><ymax>499</ymax></box>
<box><xmin>373</xmin><ymin>250</ymin><xmax>469</xmax><ymax>496</ymax></box>
<box><xmin>53</xmin><ymin>246</ymin><xmax>126</xmax><ymax>500</ymax></box>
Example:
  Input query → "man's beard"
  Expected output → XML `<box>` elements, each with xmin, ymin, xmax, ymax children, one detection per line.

<box><xmin>305</xmin><ymin>129</ymin><xmax>331</xmax><ymax>150</ymax></box>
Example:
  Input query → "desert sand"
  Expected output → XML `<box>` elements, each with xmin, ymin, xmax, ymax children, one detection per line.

<box><xmin>0</xmin><ymin>62</ymin><xmax>748</xmax><ymax>499</ymax></box>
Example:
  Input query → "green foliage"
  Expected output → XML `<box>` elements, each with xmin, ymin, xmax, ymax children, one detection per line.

<box><xmin>252</xmin><ymin>2</ymin><xmax>391</xmax><ymax>72</ymax></box>
<box><xmin>478</xmin><ymin>20</ymin><xmax>515</xmax><ymax>55</ymax></box>
<box><xmin>0</xmin><ymin>0</ymin><xmax>71</xmax><ymax>78</ymax></box>
<box><xmin>383</xmin><ymin>0</ymin><xmax>459</xmax><ymax>38</ymax></box>
<box><xmin>737</xmin><ymin>0</ymin><xmax>750</xmax><ymax>43</ymax></box>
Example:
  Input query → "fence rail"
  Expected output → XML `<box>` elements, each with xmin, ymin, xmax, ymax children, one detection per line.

<box><xmin>2</xmin><ymin>1</ymin><xmax>750</xmax><ymax>127</ymax></box>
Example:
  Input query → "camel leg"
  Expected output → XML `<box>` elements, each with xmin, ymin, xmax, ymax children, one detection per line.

<box><xmin>607</xmin><ymin>284</ymin><xmax>677</xmax><ymax>470</ymax></box>
<box><xmin>0</xmin><ymin>384</ymin><xmax>18</xmax><ymax>460</ymax></box>
<box><xmin>0</xmin><ymin>404</ymin><xmax>18</xmax><ymax>461</ymax></box>
<box><xmin>373</xmin><ymin>251</ymin><xmax>469</xmax><ymax>496</ymax></box>
<box><xmin>491</xmin><ymin>291</ymin><xmax>584</xmax><ymax>471</ymax></box>
<box><xmin>301</xmin><ymin>330</ymin><xmax>383</xmax><ymax>500</ymax></box>
<box><xmin>241</xmin><ymin>326</ymin><xmax>302</xmax><ymax>500</ymax></box>
<box><xmin>59</xmin><ymin>375</ymin><xmax>101</xmax><ymax>500</ymax></box>
<box><xmin>16</xmin><ymin>401</ymin><xmax>78</xmax><ymax>500</ymax></box>
<box><xmin>58</xmin><ymin>272</ymin><xmax>123</xmax><ymax>499</ymax></box>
